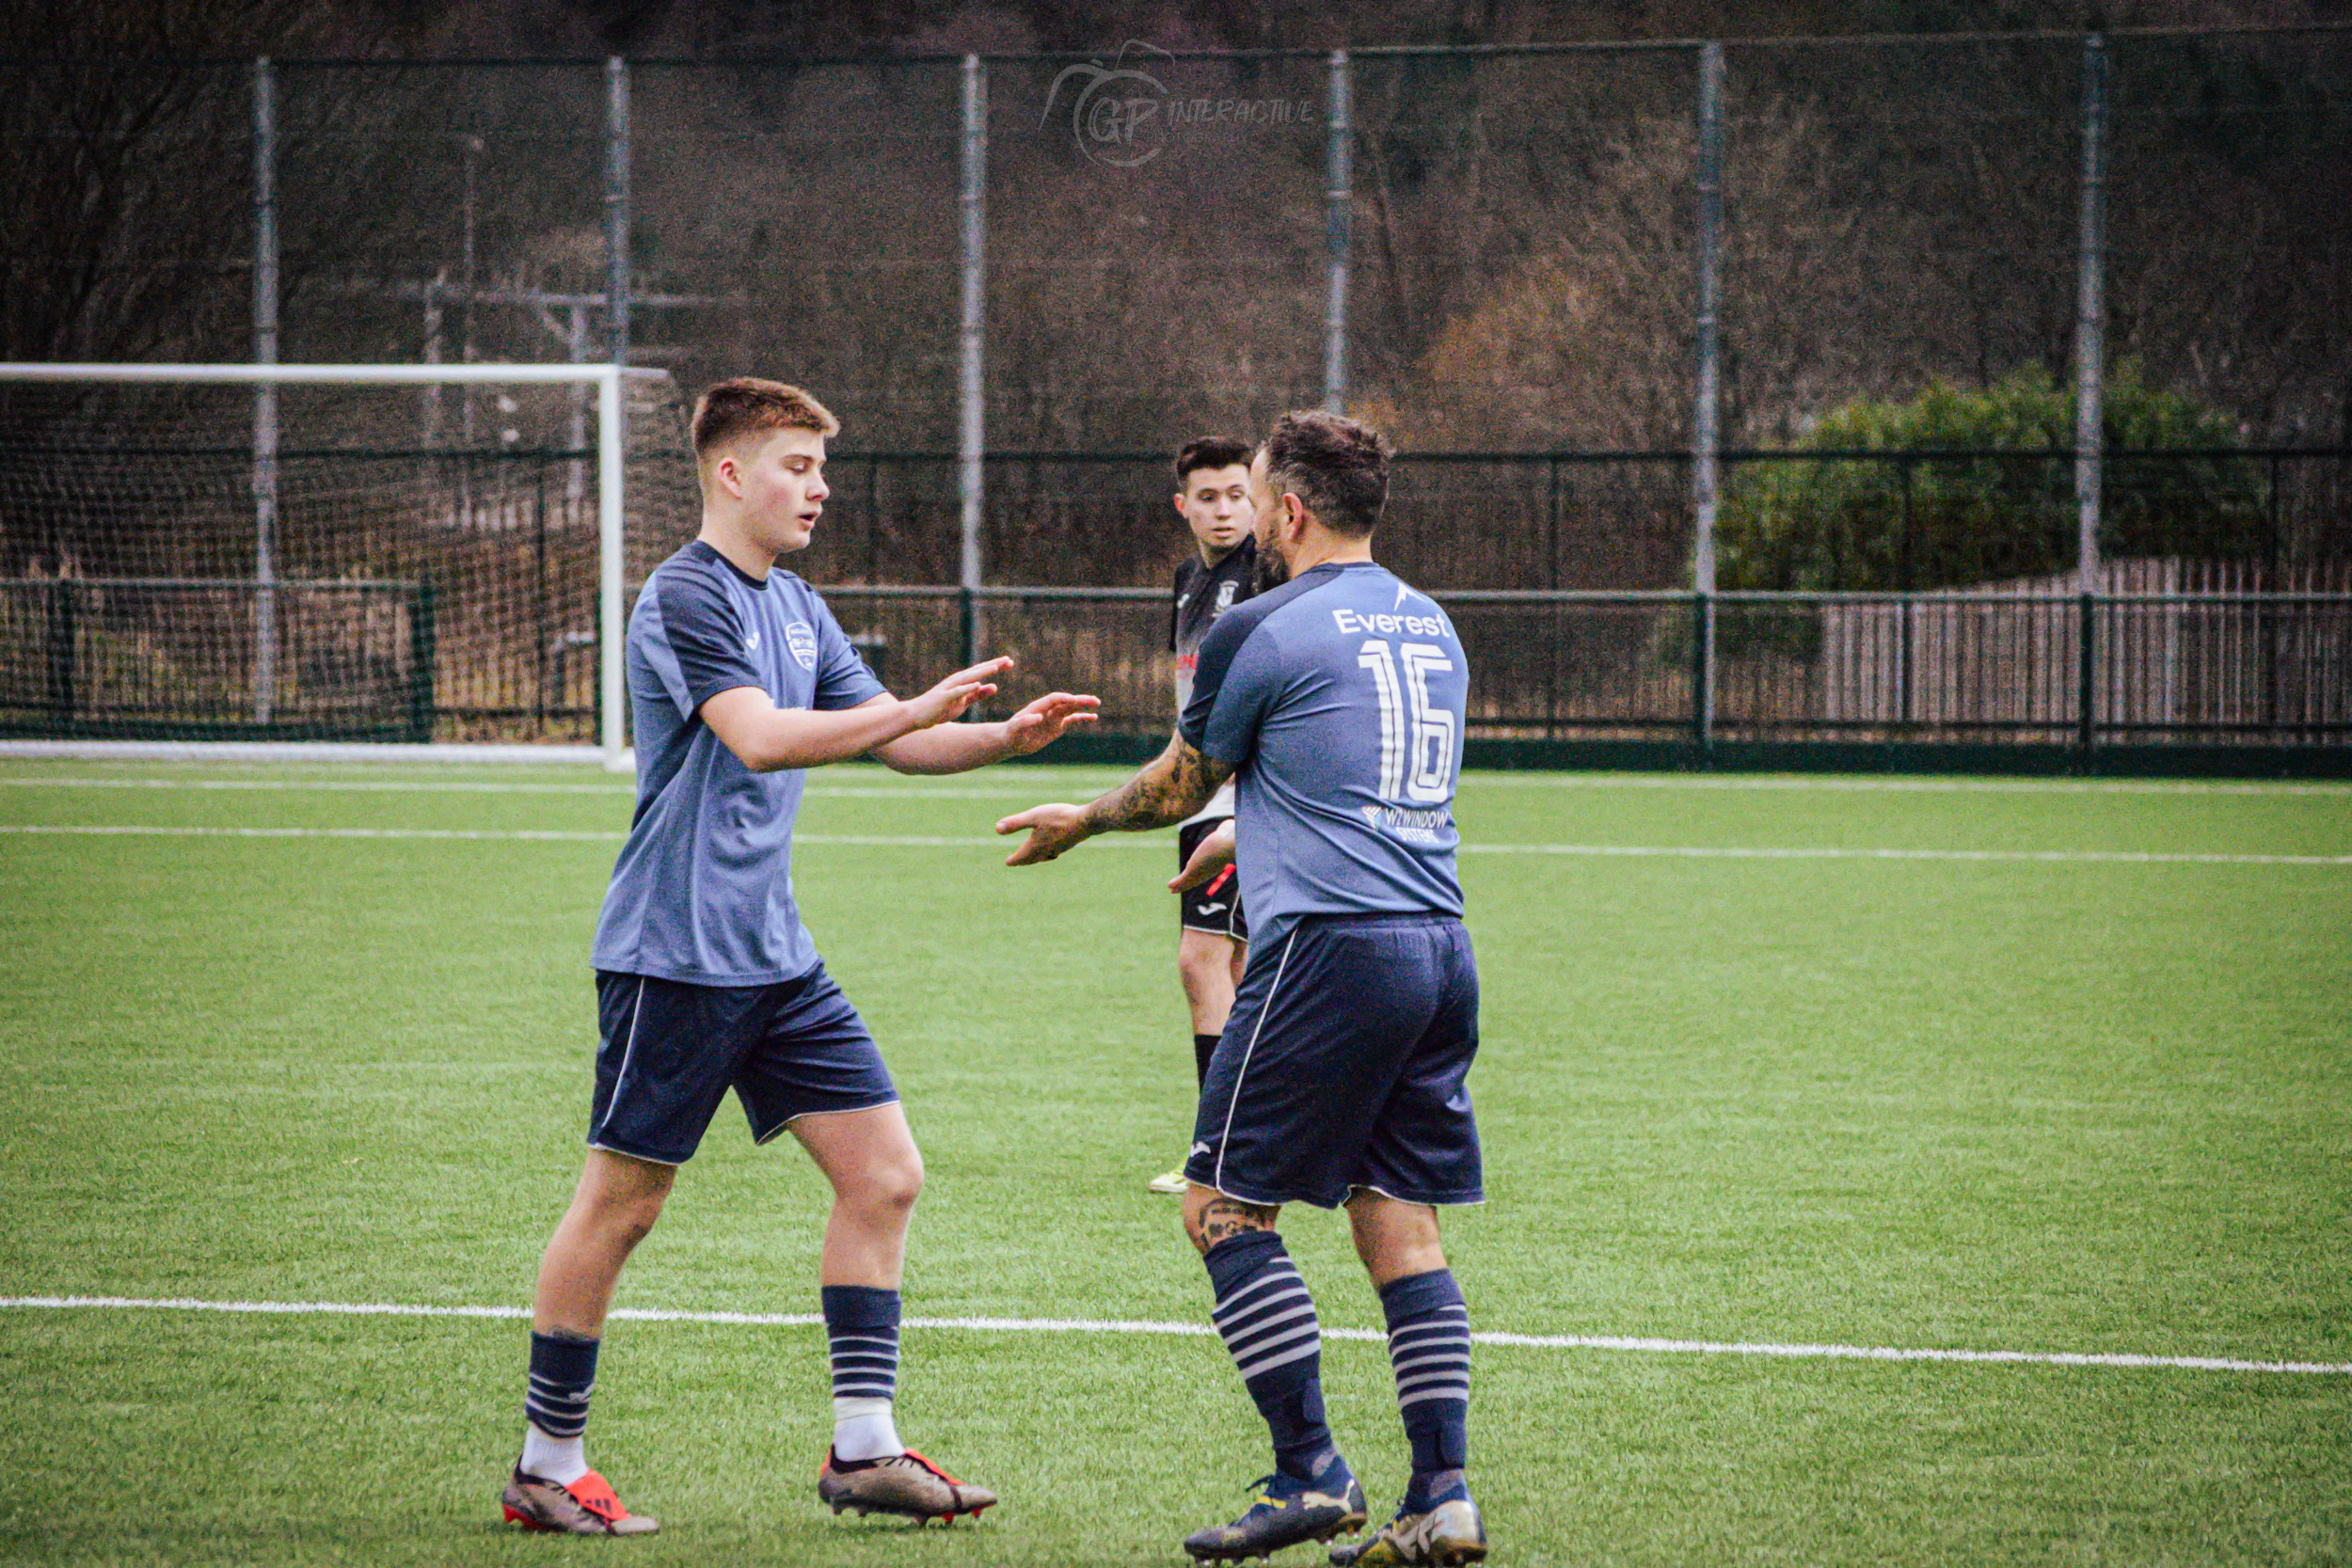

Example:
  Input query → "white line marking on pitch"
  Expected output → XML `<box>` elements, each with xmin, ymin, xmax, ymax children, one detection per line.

<box><xmin>1456</xmin><ymin>843</ymin><xmax>2352</xmax><ymax>866</ymax></box>
<box><xmin>3</xmin><ymin>824</ymin><xmax>2344</xmax><ymax>865</ymax></box>
<box><xmin>0</xmin><ymin>1296</ymin><xmax>2342</xmax><ymax>1375</ymax></box>
<box><xmin>0</xmin><ymin>778</ymin><xmax>1113</xmax><ymax>800</ymax></box>
<box><xmin>0</xmin><ymin>777</ymin><xmax>626</xmax><ymax>794</ymax></box>
<box><xmin>0</xmin><ymin>824</ymin><xmax>625</xmax><ymax>841</ymax></box>
<box><xmin>1468</xmin><ymin>774</ymin><xmax>2352</xmax><ymax>798</ymax></box>
<box><xmin>4</xmin><ymin>774</ymin><xmax>2344</xmax><ymax>800</ymax></box>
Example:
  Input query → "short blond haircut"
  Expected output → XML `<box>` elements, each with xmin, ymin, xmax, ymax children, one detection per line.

<box><xmin>691</xmin><ymin>377</ymin><xmax>841</xmax><ymax>466</ymax></box>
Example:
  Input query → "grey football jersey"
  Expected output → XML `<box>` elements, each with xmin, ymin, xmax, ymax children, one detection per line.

<box><xmin>1178</xmin><ymin>561</ymin><xmax>1467</xmax><ymax>945</ymax></box>
<box><xmin>591</xmin><ymin>542</ymin><xmax>886</xmax><ymax>985</ymax></box>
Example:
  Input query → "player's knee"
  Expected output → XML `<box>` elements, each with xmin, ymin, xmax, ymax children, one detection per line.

<box><xmin>1346</xmin><ymin>1193</ymin><xmax>1444</xmax><ymax>1279</ymax></box>
<box><xmin>1178</xmin><ymin>942</ymin><xmax>1238</xmax><ymax>1028</ymax></box>
<box><xmin>1176</xmin><ymin>945</ymin><xmax>1220</xmax><ymax>998</ymax></box>
<box><xmin>597</xmin><ymin>1188</ymin><xmax>669</xmax><ymax>1251</ymax></box>
<box><xmin>573</xmin><ymin>1158</ymin><xmax>673</xmax><ymax>1248</ymax></box>
<box><xmin>859</xmin><ymin>1150</ymin><xmax>925</xmax><ymax>1215</ymax></box>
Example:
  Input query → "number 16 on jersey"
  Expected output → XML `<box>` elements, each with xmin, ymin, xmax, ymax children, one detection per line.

<box><xmin>1358</xmin><ymin>639</ymin><xmax>1458</xmax><ymax>803</ymax></box>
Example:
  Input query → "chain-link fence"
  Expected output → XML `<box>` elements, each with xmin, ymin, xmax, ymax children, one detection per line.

<box><xmin>3</xmin><ymin>28</ymin><xmax>2347</xmax><ymax>751</ymax></box>
<box><xmin>15</xmin><ymin>33</ymin><xmax>2340</xmax><ymax>443</ymax></box>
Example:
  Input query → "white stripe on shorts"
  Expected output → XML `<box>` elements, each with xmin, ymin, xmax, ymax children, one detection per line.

<box><xmin>1212</xmin><ymin>929</ymin><xmax>1298</xmax><ymax>1196</ymax></box>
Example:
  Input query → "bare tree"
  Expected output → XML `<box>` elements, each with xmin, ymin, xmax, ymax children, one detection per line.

<box><xmin>0</xmin><ymin>0</ymin><xmax>460</xmax><ymax>364</ymax></box>
<box><xmin>1363</xmin><ymin>102</ymin><xmax>1898</xmax><ymax>450</ymax></box>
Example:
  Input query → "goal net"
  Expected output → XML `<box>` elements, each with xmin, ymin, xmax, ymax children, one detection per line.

<box><xmin>0</xmin><ymin>364</ymin><xmax>700</xmax><ymax>760</ymax></box>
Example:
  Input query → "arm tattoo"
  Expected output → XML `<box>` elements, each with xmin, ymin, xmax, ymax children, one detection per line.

<box><xmin>1080</xmin><ymin>730</ymin><xmax>1232</xmax><ymax>834</ymax></box>
<box><xmin>1197</xmin><ymin>1196</ymin><xmax>1279</xmax><ymax>1251</ymax></box>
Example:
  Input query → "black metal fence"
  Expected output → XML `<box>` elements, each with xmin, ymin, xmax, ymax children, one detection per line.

<box><xmin>1</xmin><ymin>440</ymin><xmax>2345</xmax><ymax>751</ymax></box>
<box><xmin>4</xmin><ymin>580</ymin><xmax>2344</xmax><ymax>750</ymax></box>
<box><xmin>812</xmin><ymin>586</ymin><xmax>2351</xmax><ymax>747</ymax></box>
<box><xmin>0</xmin><ymin>578</ymin><xmax>436</xmax><ymax>741</ymax></box>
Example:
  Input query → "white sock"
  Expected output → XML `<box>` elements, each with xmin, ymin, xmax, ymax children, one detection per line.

<box><xmin>520</xmin><ymin>1423</ymin><xmax>591</xmax><ymax>1486</ymax></box>
<box><xmin>831</xmin><ymin>1396</ymin><xmax>904</xmax><ymax>1462</ymax></box>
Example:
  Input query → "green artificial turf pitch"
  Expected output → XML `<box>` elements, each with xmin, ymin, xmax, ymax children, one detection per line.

<box><xmin>0</xmin><ymin>759</ymin><xmax>2346</xmax><ymax>1565</ymax></box>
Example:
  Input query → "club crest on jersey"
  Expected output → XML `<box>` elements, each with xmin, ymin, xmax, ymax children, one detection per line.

<box><xmin>785</xmin><ymin>621</ymin><xmax>819</xmax><ymax>670</ymax></box>
<box><xmin>1215</xmin><ymin>579</ymin><xmax>1238</xmax><ymax>612</ymax></box>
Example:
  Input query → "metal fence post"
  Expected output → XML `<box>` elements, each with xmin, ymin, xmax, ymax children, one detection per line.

<box><xmin>606</xmin><ymin>58</ymin><xmax>631</xmax><ymax>373</ymax></box>
<box><xmin>459</xmin><ymin>134</ymin><xmax>481</xmax><ymax>450</ymax></box>
<box><xmin>1545</xmin><ymin>455</ymin><xmax>1561</xmax><ymax>736</ymax></box>
<box><xmin>47</xmin><ymin>582</ymin><xmax>76</xmax><ymax>726</ymax></box>
<box><xmin>2074</xmin><ymin>33</ymin><xmax>2106</xmax><ymax>596</ymax></box>
<box><xmin>960</xmin><ymin>54</ymin><xmax>987</xmax><ymax>669</ymax></box>
<box><xmin>421</xmin><ymin>274</ymin><xmax>443</xmax><ymax>451</ymax></box>
<box><xmin>2074</xmin><ymin>33</ymin><xmax>2107</xmax><ymax>752</ymax></box>
<box><xmin>252</xmin><ymin>55</ymin><xmax>278</xmax><ymax>726</ymax></box>
<box><xmin>1899</xmin><ymin>457</ymin><xmax>1915</xmax><ymax>729</ymax></box>
<box><xmin>533</xmin><ymin>456</ymin><xmax>549</xmax><ymax>736</ymax></box>
<box><xmin>409</xmin><ymin>581</ymin><xmax>437</xmax><ymax>743</ymax></box>
<box><xmin>2265</xmin><ymin>452</ymin><xmax>2281</xmax><ymax>734</ymax></box>
<box><xmin>602</xmin><ymin>58</ymin><xmax>630</xmax><ymax>761</ymax></box>
<box><xmin>597</xmin><ymin>369</ymin><xmax>627</xmax><ymax>762</ymax></box>
<box><xmin>2077</xmin><ymin>591</ymin><xmax>2097</xmax><ymax>749</ymax></box>
<box><xmin>1692</xmin><ymin>40</ymin><xmax>1724</xmax><ymax>750</ymax></box>
<box><xmin>1691</xmin><ymin>588</ymin><xmax>1712</xmax><ymax>751</ymax></box>
<box><xmin>1324</xmin><ymin>50</ymin><xmax>1352</xmax><ymax>415</ymax></box>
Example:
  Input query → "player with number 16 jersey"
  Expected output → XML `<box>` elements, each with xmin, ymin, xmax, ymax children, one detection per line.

<box><xmin>996</xmin><ymin>412</ymin><xmax>1487</xmax><ymax>1565</ymax></box>
<box><xmin>1181</xmin><ymin>562</ymin><xmax>1467</xmax><ymax>956</ymax></box>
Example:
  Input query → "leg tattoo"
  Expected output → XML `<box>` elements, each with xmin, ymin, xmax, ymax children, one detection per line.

<box><xmin>1198</xmin><ymin>1196</ymin><xmax>1279</xmax><ymax>1251</ymax></box>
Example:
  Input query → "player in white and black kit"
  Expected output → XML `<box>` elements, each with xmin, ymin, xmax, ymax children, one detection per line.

<box><xmin>1150</xmin><ymin>436</ymin><xmax>1260</xmax><ymax>1195</ymax></box>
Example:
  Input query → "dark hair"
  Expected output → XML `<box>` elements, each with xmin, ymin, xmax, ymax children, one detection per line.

<box><xmin>1260</xmin><ymin>411</ymin><xmax>1394</xmax><ymax>536</ymax></box>
<box><xmin>1173</xmin><ymin>436</ymin><xmax>1252</xmax><ymax>487</ymax></box>
<box><xmin>691</xmin><ymin>376</ymin><xmax>840</xmax><ymax>462</ymax></box>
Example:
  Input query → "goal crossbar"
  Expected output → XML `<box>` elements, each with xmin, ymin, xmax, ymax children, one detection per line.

<box><xmin>0</xmin><ymin>363</ymin><xmax>668</xmax><ymax>763</ymax></box>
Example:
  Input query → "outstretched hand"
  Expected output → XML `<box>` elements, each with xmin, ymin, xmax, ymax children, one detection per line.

<box><xmin>1168</xmin><ymin>817</ymin><xmax>1235</xmax><ymax>893</ymax></box>
<box><xmin>1000</xmin><ymin>690</ymin><xmax>1101</xmax><ymax>755</ymax></box>
<box><xmin>995</xmin><ymin>802</ymin><xmax>1090</xmax><ymax>865</ymax></box>
<box><xmin>904</xmin><ymin>657</ymin><xmax>1012</xmax><ymax>730</ymax></box>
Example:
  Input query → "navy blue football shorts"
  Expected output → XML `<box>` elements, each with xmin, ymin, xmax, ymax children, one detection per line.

<box><xmin>1184</xmin><ymin>912</ymin><xmax>1483</xmax><ymax>1210</ymax></box>
<box><xmin>588</xmin><ymin>965</ymin><xmax>898</xmax><ymax>1166</ymax></box>
<box><xmin>1177</xmin><ymin>816</ymin><xmax>1248</xmax><ymax>941</ymax></box>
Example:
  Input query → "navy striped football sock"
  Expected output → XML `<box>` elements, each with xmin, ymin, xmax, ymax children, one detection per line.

<box><xmin>524</xmin><ymin>1329</ymin><xmax>597</xmax><ymax>1439</ymax></box>
<box><xmin>1204</xmin><ymin>1229</ymin><xmax>1335</xmax><ymax>1480</ymax></box>
<box><xmin>1379</xmin><ymin>1269</ymin><xmax>1471</xmax><ymax>1510</ymax></box>
<box><xmin>822</xmin><ymin>1284</ymin><xmax>904</xmax><ymax>1463</ymax></box>
<box><xmin>521</xmin><ymin>1330</ymin><xmax>597</xmax><ymax>1483</ymax></box>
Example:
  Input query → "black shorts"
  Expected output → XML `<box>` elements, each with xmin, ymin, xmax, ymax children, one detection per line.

<box><xmin>1184</xmin><ymin>913</ymin><xmax>1482</xmax><ymax>1210</ymax></box>
<box><xmin>1177</xmin><ymin>817</ymin><xmax>1248</xmax><ymax>942</ymax></box>
<box><xmin>588</xmin><ymin>965</ymin><xmax>898</xmax><ymax>1166</ymax></box>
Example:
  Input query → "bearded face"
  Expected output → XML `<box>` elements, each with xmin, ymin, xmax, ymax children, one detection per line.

<box><xmin>1250</xmin><ymin>540</ymin><xmax>1291</xmax><ymax>594</ymax></box>
<box><xmin>1247</xmin><ymin>451</ymin><xmax>1295</xmax><ymax>594</ymax></box>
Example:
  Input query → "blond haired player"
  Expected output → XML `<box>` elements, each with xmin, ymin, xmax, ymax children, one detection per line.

<box><xmin>500</xmin><ymin>377</ymin><xmax>1097</xmax><ymax>1536</ymax></box>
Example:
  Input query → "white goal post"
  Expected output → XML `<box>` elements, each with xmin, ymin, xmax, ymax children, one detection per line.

<box><xmin>0</xmin><ymin>361</ymin><xmax>668</xmax><ymax>768</ymax></box>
